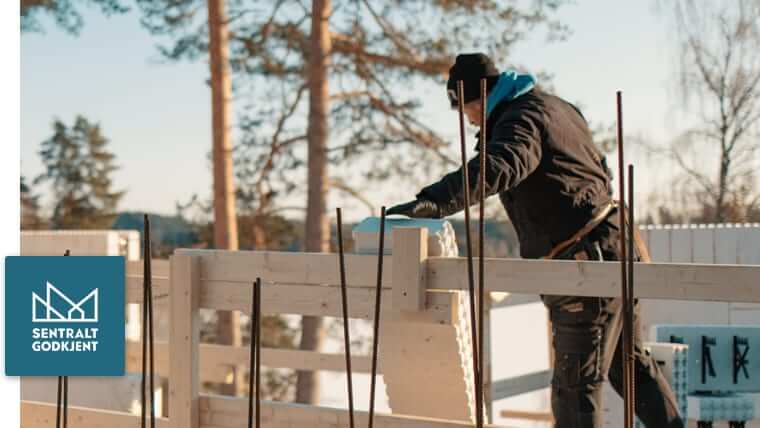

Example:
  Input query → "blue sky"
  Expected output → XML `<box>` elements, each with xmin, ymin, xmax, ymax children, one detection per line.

<box><xmin>21</xmin><ymin>0</ymin><xmax>692</xmax><ymax>221</ymax></box>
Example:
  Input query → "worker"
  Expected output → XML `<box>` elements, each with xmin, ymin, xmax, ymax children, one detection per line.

<box><xmin>387</xmin><ymin>53</ymin><xmax>683</xmax><ymax>428</ymax></box>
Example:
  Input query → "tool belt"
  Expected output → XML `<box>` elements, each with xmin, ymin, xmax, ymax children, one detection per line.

<box><xmin>543</xmin><ymin>201</ymin><xmax>651</xmax><ymax>262</ymax></box>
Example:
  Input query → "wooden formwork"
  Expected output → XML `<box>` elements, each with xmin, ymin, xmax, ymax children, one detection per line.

<box><xmin>20</xmin><ymin>226</ymin><xmax>760</xmax><ymax>428</ymax></box>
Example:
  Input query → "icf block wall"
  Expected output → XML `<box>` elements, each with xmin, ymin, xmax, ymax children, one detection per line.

<box><xmin>603</xmin><ymin>223</ymin><xmax>760</xmax><ymax>427</ymax></box>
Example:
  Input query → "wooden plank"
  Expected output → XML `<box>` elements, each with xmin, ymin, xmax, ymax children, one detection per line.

<box><xmin>427</xmin><ymin>257</ymin><xmax>760</xmax><ymax>303</ymax></box>
<box><xmin>198</xmin><ymin>395</ymin><xmax>511</xmax><ymax>428</ymax></box>
<box><xmin>176</xmin><ymin>248</ymin><xmax>392</xmax><ymax>288</ymax></box>
<box><xmin>126</xmin><ymin>259</ymin><xmax>171</xmax><ymax>278</ymax></box>
<box><xmin>392</xmin><ymin>227</ymin><xmax>428</xmax><ymax>312</ymax></box>
<box><xmin>491</xmin><ymin>370</ymin><xmax>551</xmax><ymax>401</ymax></box>
<box><xmin>125</xmin><ymin>341</ymin><xmax>375</xmax><ymax>379</ymax></box>
<box><xmin>499</xmin><ymin>409</ymin><xmax>553</xmax><ymax>422</ymax></box>
<box><xmin>170</xmin><ymin>254</ymin><xmax>200</xmax><ymax>428</ymax></box>
<box><xmin>126</xmin><ymin>276</ymin><xmax>170</xmax><ymax>303</ymax></box>
<box><xmin>198</xmin><ymin>281</ymin><xmax>455</xmax><ymax>324</ymax></box>
<box><xmin>21</xmin><ymin>400</ymin><xmax>169</xmax><ymax>428</ymax></box>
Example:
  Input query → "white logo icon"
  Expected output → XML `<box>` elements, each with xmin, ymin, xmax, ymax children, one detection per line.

<box><xmin>32</xmin><ymin>282</ymin><xmax>98</xmax><ymax>323</ymax></box>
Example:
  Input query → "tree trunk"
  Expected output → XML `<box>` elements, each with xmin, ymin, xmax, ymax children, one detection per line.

<box><xmin>207</xmin><ymin>0</ymin><xmax>242</xmax><ymax>396</ymax></box>
<box><xmin>296</xmin><ymin>0</ymin><xmax>331</xmax><ymax>404</ymax></box>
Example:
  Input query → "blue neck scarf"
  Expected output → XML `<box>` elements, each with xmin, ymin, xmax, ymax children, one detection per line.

<box><xmin>486</xmin><ymin>71</ymin><xmax>536</xmax><ymax>118</ymax></box>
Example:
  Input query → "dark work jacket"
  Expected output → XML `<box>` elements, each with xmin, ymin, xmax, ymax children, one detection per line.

<box><xmin>418</xmin><ymin>88</ymin><xmax>616</xmax><ymax>259</ymax></box>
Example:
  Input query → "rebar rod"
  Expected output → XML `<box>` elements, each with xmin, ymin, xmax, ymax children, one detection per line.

<box><xmin>141</xmin><ymin>214</ymin><xmax>156</xmax><ymax>428</ymax></box>
<box><xmin>476</xmin><ymin>77</ymin><xmax>487</xmax><ymax>428</ymax></box>
<box><xmin>616</xmin><ymin>91</ymin><xmax>633</xmax><ymax>428</ymax></box>
<box><xmin>336</xmin><ymin>208</ymin><xmax>356</xmax><ymax>428</ymax></box>
<box><xmin>56</xmin><ymin>376</ymin><xmax>62</xmax><ymax>428</ymax></box>
<box><xmin>455</xmin><ymin>80</ymin><xmax>480</xmax><ymax>426</ymax></box>
<box><xmin>368</xmin><ymin>206</ymin><xmax>386</xmax><ymax>428</ymax></box>
<box><xmin>62</xmin><ymin>375</ymin><xmax>68</xmax><ymax>428</ymax></box>
<box><xmin>627</xmin><ymin>164</ymin><xmax>637</xmax><ymax>422</ymax></box>
<box><xmin>255</xmin><ymin>277</ymin><xmax>262</xmax><ymax>428</ymax></box>
<box><xmin>247</xmin><ymin>278</ymin><xmax>258</xmax><ymax>428</ymax></box>
<box><xmin>58</xmin><ymin>249</ymin><xmax>70</xmax><ymax>428</ymax></box>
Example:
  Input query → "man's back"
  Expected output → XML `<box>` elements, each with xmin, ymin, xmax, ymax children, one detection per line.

<box><xmin>492</xmin><ymin>88</ymin><xmax>613</xmax><ymax>258</ymax></box>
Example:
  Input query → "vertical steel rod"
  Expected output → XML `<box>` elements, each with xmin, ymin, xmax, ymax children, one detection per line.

<box><xmin>627</xmin><ymin>164</ymin><xmax>637</xmax><ymax>421</ymax></box>
<box><xmin>616</xmin><ymin>91</ymin><xmax>633</xmax><ymax>428</ymax></box>
<box><xmin>336</xmin><ymin>208</ymin><xmax>356</xmax><ymax>428</ymax></box>
<box><xmin>255</xmin><ymin>277</ymin><xmax>262</xmax><ymax>428</ymax></box>
<box><xmin>476</xmin><ymin>77</ymin><xmax>487</xmax><ymax>428</ymax></box>
<box><xmin>56</xmin><ymin>374</ymin><xmax>62</xmax><ymax>428</ymax></box>
<box><xmin>58</xmin><ymin>249</ymin><xmax>70</xmax><ymax>428</ymax></box>
<box><xmin>141</xmin><ymin>214</ymin><xmax>156</xmax><ymax>428</ymax></box>
<box><xmin>368</xmin><ymin>206</ymin><xmax>386</xmax><ymax>428</ymax></box>
<box><xmin>62</xmin><ymin>375</ymin><xmax>68</xmax><ymax>428</ymax></box>
<box><xmin>456</xmin><ymin>79</ymin><xmax>480</xmax><ymax>427</ymax></box>
<box><xmin>247</xmin><ymin>279</ymin><xmax>256</xmax><ymax>428</ymax></box>
<box><xmin>141</xmin><ymin>231</ymin><xmax>148</xmax><ymax>428</ymax></box>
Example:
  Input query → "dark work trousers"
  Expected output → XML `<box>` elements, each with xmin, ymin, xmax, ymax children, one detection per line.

<box><xmin>542</xmin><ymin>242</ymin><xmax>684</xmax><ymax>428</ymax></box>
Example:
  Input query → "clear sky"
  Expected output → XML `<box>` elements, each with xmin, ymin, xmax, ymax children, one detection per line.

<box><xmin>21</xmin><ymin>0</ymin><xmax>693</xmax><ymax>221</ymax></box>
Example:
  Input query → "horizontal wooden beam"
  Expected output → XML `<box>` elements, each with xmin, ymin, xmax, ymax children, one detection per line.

<box><xmin>126</xmin><ymin>259</ymin><xmax>171</xmax><ymax>278</ymax></box>
<box><xmin>126</xmin><ymin>276</ymin><xmax>169</xmax><ymax>304</ymax></box>
<box><xmin>198</xmin><ymin>395</ymin><xmax>510</xmax><ymax>428</ymax></box>
<box><xmin>125</xmin><ymin>341</ymin><xmax>376</xmax><ymax>381</ymax></box>
<box><xmin>499</xmin><ymin>409</ymin><xmax>552</xmax><ymax>422</ymax></box>
<box><xmin>198</xmin><ymin>281</ymin><xmax>456</xmax><ymax>324</ymax></box>
<box><xmin>491</xmin><ymin>370</ymin><xmax>551</xmax><ymax>401</ymax></box>
<box><xmin>125</xmin><ymin>259</ymin><xmax>170</xmax><ymax>304</ymax></box>
<box><xmin>176</xmin><ymin>249</ymin><xmax>392</xmax><ymax>288</ymax></box>
<box><xmin>428</xmin><ymin>257</ymin><xmax>760</xmax><ymax>303</ymax></box>
<box><xmin>21</xmin><ymin>401</ymin><xmax>169</xmax><ymax>428</ymax></box>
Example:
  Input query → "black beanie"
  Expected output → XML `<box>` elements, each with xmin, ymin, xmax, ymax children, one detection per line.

<box><xmin>446</xmin><ymin>53</ymin><xmax>500</xmax><ymax>109</ymax></box>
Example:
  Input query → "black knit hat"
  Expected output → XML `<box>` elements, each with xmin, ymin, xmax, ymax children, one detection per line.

<box><xmin>446</xmin><ymin>53</ymin><xmax>500</xmax><ymax>109</ymax></box>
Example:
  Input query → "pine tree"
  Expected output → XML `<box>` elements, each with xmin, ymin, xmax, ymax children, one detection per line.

<box><xmin>35</xmin><ymin>116</ymin><xmax>124</xmax><ymax>229</ymax></box>
<box><xmin>138</xmin><ymin>0</ymin><xmax>569</xmax><ymax>402</ymax></box>
<box><xmin>21</xmin><ymin>175</ymin><xmax>46</xmax><ymax>230</ymax></box>
<box><xmin>21</xmin><ymin>0</ymin><xmax>128</xmax><ymax>35</ymax></box>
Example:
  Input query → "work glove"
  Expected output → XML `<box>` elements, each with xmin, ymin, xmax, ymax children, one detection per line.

<box><xmin>386</xmin><ymin>198</ymin><xmax>442</xmax><ymax>218</ymax></box>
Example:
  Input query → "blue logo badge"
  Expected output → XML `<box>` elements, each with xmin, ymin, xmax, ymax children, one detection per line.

<box><xmin>5</xmin><ymin>256</ymin><xmax>125</xmax><ymax>376</ymax></box>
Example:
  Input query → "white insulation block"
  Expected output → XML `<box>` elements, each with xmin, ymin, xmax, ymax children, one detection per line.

<box><xmin>352</xmin><ymin>217</ymin><xmax>459</xmax><ymax>256</ymax></box>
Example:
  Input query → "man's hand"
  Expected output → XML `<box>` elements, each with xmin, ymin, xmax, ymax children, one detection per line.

<box><xmin>386</xmin><ymin>199</ymin><xmax>442</xmax><ymax>218</ymax></box>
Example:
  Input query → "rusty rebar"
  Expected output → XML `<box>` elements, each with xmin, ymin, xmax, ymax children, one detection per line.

<box><xmin>62</xmin><ymin>375</ymin><xmax>68</xmax><ymax>428</ymax></box>
<box><xmin>57</xmin><ymin>249</ymin><xmax>70</xmax><ymax>428</ymax></box>
<box><xmin>248</xmin><ymin>277</ymin><xmax>262</xmax><ymax>428</ymax></box>
<box><xmin>255</xmin><ymin>277</ymin><xmax>262</xmax><ymax>428</ymax></box>
<box><xmin>368</xmin><ymin>207</ymin><xmax>386</xmax><ymax>428</ymax></box>
<box><xmin>616</xmin><ymin>91</ymin><xmax>633</xmax><ymax>428</ymax></box>
<box><xmin>455</xmin><ymin>79</ymin><xmax>480</xmax><ymax>427</ymax></box>
<box><xmin>248</xmin><ymin>280</ymin><xmax>255</xmax><ymax>428</ymax></box>
<box><xmin>141</xmin><ymin>214</ymin><xmax>156</xmax><ymax>428</ymax></box>
<box><xmin>476</xmin><ymin>77</ymin><xmax>487</xmax><ymax>428</ymax></box>
<box><xmin>627</xmin><ymin>164</ymin><xmax>636</xmax><ymax>422</ymax></box>
<box><xmin>336</xmin><ymin>207</ymin><xmax>356</xmax><ymax>428</ymax></box>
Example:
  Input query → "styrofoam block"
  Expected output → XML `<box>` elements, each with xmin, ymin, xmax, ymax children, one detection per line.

<box><xmin>653</xmin><ymin>325</ymin><xmax>760</xmax><ymax>394</ymax></box>
<box><xmin>352</xmin><ymin>217</ymin><xmax>459</xmax><ymax>257</ymax></box>
<box><xmin>688</xmin><ymin>393</ymin><xmax>755</xmax><ymax>421</ymax></box>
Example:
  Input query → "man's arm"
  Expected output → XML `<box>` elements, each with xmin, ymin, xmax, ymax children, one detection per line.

<box><xmin>390</xmin><ymin>107</ymin><xmax>543</xmax><ymax>218</ymax></box>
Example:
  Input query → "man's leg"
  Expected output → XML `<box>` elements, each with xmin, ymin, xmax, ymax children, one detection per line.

<box><xmin>547</xmin><ymin>296</ymin><xmax>607</xmax><ymax>428</ymax></box>
<box><xmin>606</xmin><ymin>299</ymin><xmax>684</xmax><ymax>427</ymax></box>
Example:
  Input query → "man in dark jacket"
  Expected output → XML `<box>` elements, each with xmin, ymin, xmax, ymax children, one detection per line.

<box><xmin>387</xmin><ymin>53</ymin><xmax>683</xmax><ymax>428</ymax></box>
